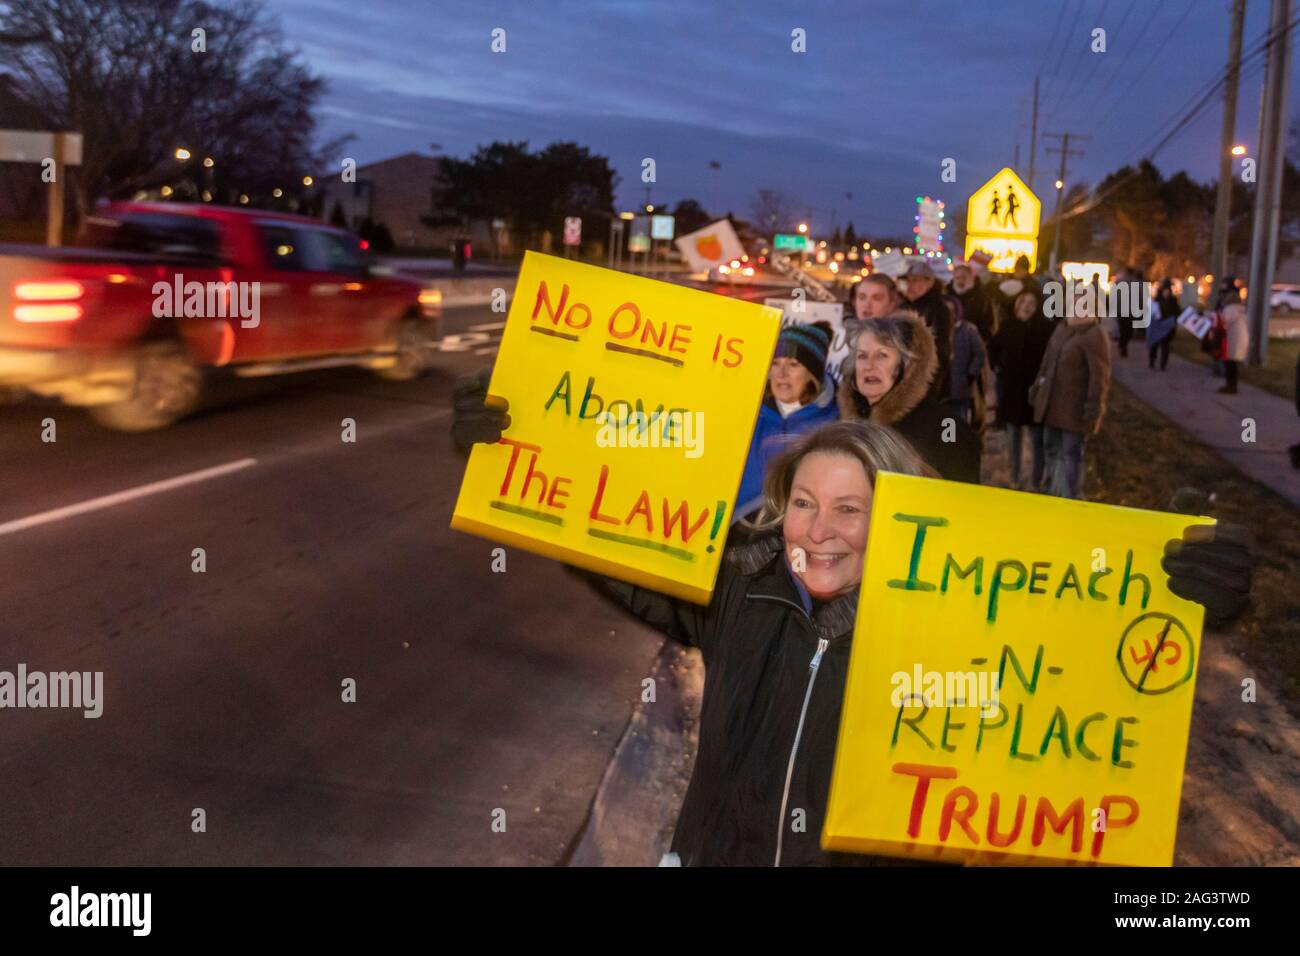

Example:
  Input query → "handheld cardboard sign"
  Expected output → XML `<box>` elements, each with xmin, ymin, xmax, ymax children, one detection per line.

<box><xmin>824</xmin><ymin>473</ymin><xmax>1211</xmax><ymax>866</ymax></box>
<box><xmin>451</xmin><ymin>252</ymin><xmax>781</xmax><ymax>604</ymax></box>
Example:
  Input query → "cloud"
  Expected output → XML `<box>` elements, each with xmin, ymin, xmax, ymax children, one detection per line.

<box><xmin>264</xmin><ymin>0</ymin><xmax>1260</xmax><ymax>235</ymax></box>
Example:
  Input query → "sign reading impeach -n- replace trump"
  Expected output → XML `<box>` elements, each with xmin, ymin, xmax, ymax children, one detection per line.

<box><xmin>824</xmin><ymin>474</ymin><xmax>1212</xmax><ymax>866</ymax></box>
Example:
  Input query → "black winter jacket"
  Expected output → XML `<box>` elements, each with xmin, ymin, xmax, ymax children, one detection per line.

<box><xmin>988</xmin><ymin>313</ymin><xmax>1055</xmax><ymax>427</ymax></box>
<box><xmin>901</xmin><ymin>285</ymin><xmax>954</xmax><ymax>400</ymax></box>
<box><xmin>586</xmin><ymin>534</ymin><xmax>878</xmax><ymax>866</ymax></box>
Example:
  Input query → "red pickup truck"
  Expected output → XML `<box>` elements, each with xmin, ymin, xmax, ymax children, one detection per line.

<box><xmin>0</xmin><ymin>202</ymin><xmax>442</xmax><ymax>430</ymax></box>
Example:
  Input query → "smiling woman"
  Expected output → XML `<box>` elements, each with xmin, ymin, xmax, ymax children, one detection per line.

<box><xmin>573</xmin><ymin>420</ymin><xmax>935</xmax><ymax>866</ymax></box>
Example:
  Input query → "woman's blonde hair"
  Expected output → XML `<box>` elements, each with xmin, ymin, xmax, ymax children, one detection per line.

<box><xmin>745</xmin><ymin>420</ymin><xmax>934</xmax><ymax>532</ymax></box>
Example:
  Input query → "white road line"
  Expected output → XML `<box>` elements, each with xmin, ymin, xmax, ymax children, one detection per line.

<box><xmin>468</xmin><ymin>321</ymin><xmax>507</xmax><ymax>332</ymax></box>
<box><xmin>0</xmin><ymin>458</ymin><xmax>258</xmax><ymax>537</ymax></box>
<box><xmin>473</xmin><ymin>347</ymin><xmax>499</xmax><ymax>356</ymax></box>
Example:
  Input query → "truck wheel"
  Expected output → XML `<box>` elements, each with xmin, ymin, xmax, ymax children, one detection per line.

<box><xmin>89</xmin><ymin>341</ymin><xmax>203</xmax><ymax>431</ymax></box>
<box><xmin>374</xmin><ymin>318</ymin><xmax>431</xmax><ymax>381</ymax></box>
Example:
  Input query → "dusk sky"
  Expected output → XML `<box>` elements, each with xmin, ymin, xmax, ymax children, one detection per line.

<box><xmin>264</xmin><ymin>0</ymin><xmax>1299</xmax><ymax>237</ymax></box>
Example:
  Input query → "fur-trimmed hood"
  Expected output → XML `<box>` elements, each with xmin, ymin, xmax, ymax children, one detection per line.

<box><xmin>836</xmin><ymin>308</ymin><xmax>938</xmax><ymax>426</ymax></box>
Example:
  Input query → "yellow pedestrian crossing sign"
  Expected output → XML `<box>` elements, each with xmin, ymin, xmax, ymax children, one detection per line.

<box><xmin>964</xmin><ymin>168</ymin><xmax>1041</xmax><ymax>273</ymax></box>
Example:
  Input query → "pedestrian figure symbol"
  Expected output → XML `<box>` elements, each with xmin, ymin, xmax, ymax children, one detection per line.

<box><xmin>1003</xmin><ymin>186</ymin><xmax>1019</xmax><ymax>229</ymax></box>
<box><xmin>988</xmin><ymin>190</ymin><xmax>1001</xmax><ymax>226</ymax></box>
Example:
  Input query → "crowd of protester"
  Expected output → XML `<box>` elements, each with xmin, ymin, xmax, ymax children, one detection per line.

<box><xmin>448</xmin><ymin>249</ymin><xmax>1255</xmax><ymax>867</ymax></box>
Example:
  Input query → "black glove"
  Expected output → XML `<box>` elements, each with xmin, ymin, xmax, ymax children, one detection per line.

<box><xmin>1161</xmin><ymin>523</ymin><xmax>1253</xmax><ymax>628</ymax></box>
<box><xmin>451</xmin><ymin>367</ymin><xmax>510</xmax><ymax>453</ymax></box>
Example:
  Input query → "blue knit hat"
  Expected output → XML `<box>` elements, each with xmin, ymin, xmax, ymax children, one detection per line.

<box><xmin>773</xmin><ymin>321</ymin><xmax>831</xmax><ymax>382</ymax></box>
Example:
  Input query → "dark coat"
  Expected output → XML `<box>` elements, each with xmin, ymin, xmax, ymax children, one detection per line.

<box><xmin>952</xmin><ymin>283</ymin><xmax>996</xmax><ymax>341</ymax></box>
<box><xmin>901</xmin><ymin>284</ymin><xmax>954</xmax><ymax>400</ymax></box>
<box><xmin>948</xmin><ymin>319</ymin><xmax>988</xmax><ymax>403</ymax></box>
<box><xmin>988</xmin><ymin>312</ymin><xmax>1055</xmax><ymax>427</ymax></box>
<box><xmin>837</xmin><ymin>309</ymin><xmax>981</xmax><ymax>483</ymax></box>
<box><xmin>1031</xmin><ymin>319</ymin><xmax>1111</xmax><ymax>435</ymax></box>
<box><xmin>582</xmin><ymin>534</ymin><xmax>915</xmax><ymax>867</ymax></box>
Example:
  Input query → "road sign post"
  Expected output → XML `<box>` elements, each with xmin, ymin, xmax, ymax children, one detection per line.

<box><xmin>0</xmin><ymin>129</ymin><xmax>84</xmax><ymax>247</ymax></box>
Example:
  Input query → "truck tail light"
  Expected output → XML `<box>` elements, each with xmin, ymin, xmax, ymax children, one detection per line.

<box><xmin>16</xmin><ymin>303</ymin><xmax>83</xmax><ymax>323</ymax></box>
<box><xmin>13</xmin><ymin>280</ymin><xmax>85</xmax><ymax>323</ymax></box>
<box><xmin>15</xmin><ymin>280</ymin><xmax>85</xmax><ymax>301</ymax></box>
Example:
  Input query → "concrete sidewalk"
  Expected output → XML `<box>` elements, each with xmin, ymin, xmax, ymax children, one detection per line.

<box><xmin>1107</xmin><ymin>339</ymin><xmax>1300</xmax><ymax>508</ymax></box>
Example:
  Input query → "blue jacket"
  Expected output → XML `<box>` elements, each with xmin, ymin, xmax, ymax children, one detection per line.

<box><xmin>733</xmin><ymin>375</ymin><xmax>839</xmax><ymax>522</ymax></box>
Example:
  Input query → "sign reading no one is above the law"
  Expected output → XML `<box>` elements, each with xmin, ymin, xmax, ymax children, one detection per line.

<box><xmin>451</xmin><ymin>252</ymin><xmax>780</xmax><ymax>604</ymax></box>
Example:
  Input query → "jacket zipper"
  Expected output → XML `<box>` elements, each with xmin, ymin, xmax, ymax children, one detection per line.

<box><xmin>774</xmin><ymin>636</ymin><xmax>829</xmax><ymax>867</ymax></box>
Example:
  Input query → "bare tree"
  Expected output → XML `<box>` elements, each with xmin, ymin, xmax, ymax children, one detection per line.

<box><xmin>0</xmin><ymin>0</ymin><xmax>350</xmax><ymax>215</ymax></box>
<box><xmin>751</xmin><ymin>188</ymin><xmax>797</xmax><ymax>235</ymax></box>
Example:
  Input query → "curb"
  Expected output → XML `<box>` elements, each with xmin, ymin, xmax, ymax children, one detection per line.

<box><xmin>565</xmin><ymin>641</ymin><xmax>703</xmax><ymax>866</ymax></box>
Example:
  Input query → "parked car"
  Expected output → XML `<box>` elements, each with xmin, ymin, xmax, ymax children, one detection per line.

<box><xmin>1270</xmin><ymin>284</ymin><xmax>1300</xmax><ymax>313</ymax></box>
<box><xmin>0</xmin><ymin>202</ymin><xmax>442</xmax><ymax>430</ymax></box>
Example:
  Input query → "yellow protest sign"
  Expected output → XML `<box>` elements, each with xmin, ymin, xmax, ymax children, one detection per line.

<box><xmin>823</xmin><ymin>474</ymin><xmax>1212</xmax><ymax>866</ymax></box>
<box><xmin>964</xmin><ymin>167</ymin><xmax>1041</xmax><ymax>273</ymax></box>
<box><xmin>451</xmin><ymin>252</ymin><xmax>781</xmax><ymax>604</ymax></box>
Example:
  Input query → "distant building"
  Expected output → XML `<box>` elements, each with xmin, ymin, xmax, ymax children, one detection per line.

<box><xmin>318</xmin><ymin>152</ymin><xmax>448</xmax><ymax>249</ymax></box>
<box><xmin>319</xmin><ymin>152</ymin><xmax>509</xmax><ymax>255</ymax></box>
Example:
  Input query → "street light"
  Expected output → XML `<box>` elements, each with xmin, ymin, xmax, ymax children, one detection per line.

<box><xmin>1231</xmin><ymin>144</ymin><xmax>1246</xmax><ymax>156</ymax></box>
<box><xmin>1055</xmin><ymin>179</ymin><xmax>1064</xmax><ymax>190</ymax></box>
<box><xmin>302</xmin><ymin>176</ymin><xmax>313</xmax><ymax>187</ymax></box>
<box><xmin>272</xmin><ymin>187</ymin><xmax>283</xmax><ymax>198</ymax></box>
<box><xmin>797</xmin><ymin>222</ymin><xmax>808</xmax><ymax>234</ymax></box>
<box><xmin>174</xmin><ymin>147</ymin><xmax>191</xmax><ymax>161</ymax></box>
<box><xmin>202</xmin><ymin>156</ymin><xmax>214</xmax><ymax>168</ymax></box>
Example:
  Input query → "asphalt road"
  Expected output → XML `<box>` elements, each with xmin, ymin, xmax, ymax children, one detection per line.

<box><xmin>0</xmin><ymin>303</ymin><xmax>667</xmax><ymax>865</ymax></box>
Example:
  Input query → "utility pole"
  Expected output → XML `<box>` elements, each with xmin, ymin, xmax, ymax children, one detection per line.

<box><xmin>1246</xmin><ymin>0</ymin><xmax>1293</xmax><ymax>365</ymax></box>
<box><xmin>1043</xmin><ymin>131</ymin><xmax>1089</xmax><ymax>273</ymax></box>
<box><xmin>1210</xmin><ymin>0</ymin><xmax>1247</xmax><ymax>286</ymax></box>
<box><xmin>1028</xmin><ymin>75</ymin><xmax>1040</xmax><ymax>191</ymax></box>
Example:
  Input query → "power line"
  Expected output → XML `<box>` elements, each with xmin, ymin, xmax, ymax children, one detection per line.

<box><xmin>1089</xmin><ymin>0</ymin><xmax>1196</xmax><ymax>145</ymax></box>
<box><xmin>1056</xmin><ymin>10</ymin><xmax>1300</xmax><ymax>223</ymax></box>
<box><xmin>1085</xmin><ymin>0</ymin><xmax>1169</xmax><ymax>127</ymax></box>
<box><xmin>1044</xmin><ymin>0</ymin><xmax>1114</xmax><ymax>123</ymax></box>
<box><xmin>1035</xmin><ymin>0</ymin><xmax>1073</xmax><ymax>79</ymax></box>
<box><xmin>1134</xmin><ymin>10</ymin><xmax>1299</xmax><ymax>161</ymax></box>
<box><xmin>1048</xmin><ymin>0</ymin><xmax>1133</xmax><ymax>124</ymax></box>
<box><xmin>1040</xmin><ymin>0</ymin><xmax>1087</xmax><ymax>108</ymax></box>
